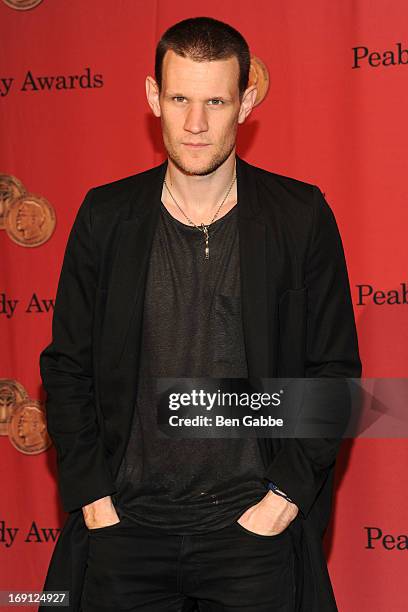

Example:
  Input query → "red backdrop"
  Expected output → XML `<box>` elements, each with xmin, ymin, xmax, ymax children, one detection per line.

<box><xmin>1</xmin><ymin>1</ymin><xmax>407</xmax><ymax>610</ymax></box>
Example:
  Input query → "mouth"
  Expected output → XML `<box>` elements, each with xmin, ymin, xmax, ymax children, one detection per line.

<box><xmin>182</xmin><ymin>143</ymin><xmax>210</xmax><ymax>148</ymax></box>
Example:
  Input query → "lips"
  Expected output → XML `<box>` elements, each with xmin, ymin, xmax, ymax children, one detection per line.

<box><xmin>183</xmin><ymin>143</ymin><xmax>209</xmax><ymax>147</ymax></box>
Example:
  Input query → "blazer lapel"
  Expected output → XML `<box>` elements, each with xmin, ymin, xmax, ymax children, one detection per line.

<box><xmin>100</xmin><ymin>159</ymin><xmax>168</xmax><ymax>371</ymax></box>
<box><xmin>236</xmin><ymin>156</ymin><xmax>272</xmax><ymax>377</ymax></box>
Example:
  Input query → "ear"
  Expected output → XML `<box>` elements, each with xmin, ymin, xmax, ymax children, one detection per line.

<box><xmin>145</xmin><ymin>75</ymin><xmax>161</xmax><ymax>117</ymax></box>
<box><xmin>238</xmin><ymin>84</ymin><xmax>258</xmax><ymax>124</ymax></box>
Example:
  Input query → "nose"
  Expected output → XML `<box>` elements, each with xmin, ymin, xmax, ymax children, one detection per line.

<box><xmin>183</xmin><ymin>103</ymin><xmax>209</xmax><ymax>134</ymax></box>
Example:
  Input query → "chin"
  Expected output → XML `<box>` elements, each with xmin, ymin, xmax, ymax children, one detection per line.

<box><xmin>170</xmin><ymin>150</ymin><xmax>230</xmax><ymax>177</ymax></box>
<box><xmin>184</xmin><ymin>163</ymin><xmax>214</xmax><ymax>176</ymax></box>
<box><xmin>169</xmin><ymin>154</ymin><xmax>208</xmax><ymax>176</ymax></box>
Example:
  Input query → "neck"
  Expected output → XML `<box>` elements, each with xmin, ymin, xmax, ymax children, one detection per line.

<box><xmin>162</xmin><ymin>149</ymin><xmax>237</xmax><ymax>219</ymax></box>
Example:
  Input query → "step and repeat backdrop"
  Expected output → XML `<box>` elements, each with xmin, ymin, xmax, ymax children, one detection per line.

<box><xmin>1</xmin><ymin>1</ymin><xmax>407</xmax><ymax>610</ymax></box>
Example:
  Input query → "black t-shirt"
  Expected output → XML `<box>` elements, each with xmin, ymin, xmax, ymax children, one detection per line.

<box><xmin>113</xmin><ymin>201</ymin><xmax>268</xmax><ymax>534</ymax></box>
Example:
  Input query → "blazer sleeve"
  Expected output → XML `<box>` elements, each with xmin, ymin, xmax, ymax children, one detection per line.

<box><xmin>263</xmin><ymin>185</ymin><xmax>362</xmax><ymax>519</ymax></box>
<box><xmin>39</xmin><ymin>189</ymin><xmax>116</xmax><ymax>513</ymax></box>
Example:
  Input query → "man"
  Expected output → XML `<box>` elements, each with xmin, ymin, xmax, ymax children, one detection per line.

<box><xmin>39</xmin><ymin>16</ymin><xmax>361</xmax><ymax>612</ymax></box>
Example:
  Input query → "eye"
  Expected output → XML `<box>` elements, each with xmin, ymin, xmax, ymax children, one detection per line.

<box><xmin>208</xmin><ymin>99</ymin><xmax>224</xmax><ymax>105</ymax></box>
<box><xmin>173</xmin><ymin>96</ymin><xmax>186</xmax><ymax>103</ymax></box>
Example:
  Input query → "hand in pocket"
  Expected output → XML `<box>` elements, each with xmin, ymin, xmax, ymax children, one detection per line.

<box><xmin>82</xmin><ymin>495</ymin><xmax>121</xmax><ymax>530</ymax></box>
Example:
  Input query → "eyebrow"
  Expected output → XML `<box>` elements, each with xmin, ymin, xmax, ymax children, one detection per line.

<box><xmin>166</xmin><ymin>92</ymin><xmax>231</xmax><ymax>101</ymax></box>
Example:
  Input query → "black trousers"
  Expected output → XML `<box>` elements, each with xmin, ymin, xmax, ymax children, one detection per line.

<box><xmin>80</xmin><ymin>514</ymin><xmax>299</xmax><ymax>611</ymax></box>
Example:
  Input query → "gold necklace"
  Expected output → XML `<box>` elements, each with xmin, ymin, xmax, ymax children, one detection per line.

<box><xmin>163</xmin><ymin>172</ymin><xmax>237</xmax><ymax>260</ymax></box>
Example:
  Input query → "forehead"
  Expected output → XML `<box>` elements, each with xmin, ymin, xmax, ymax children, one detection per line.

<box><xmin>161</xmin><ymin>49</ymin><xmax>239</xmax><ymax>96</ymax></box>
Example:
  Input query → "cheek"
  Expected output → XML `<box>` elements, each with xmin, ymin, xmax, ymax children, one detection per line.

<box><xmin>160</xmin><ymin>124</ymin><xmax>177</xmax><ymax>149</ymax></box>
<box><xmin>219</xmin><ymin>117</ymin><xmax>238</xmax><ymax>142</ymax></box>
<box><xmin>161</xmin><ymin>111</ymin><xmax>183</xmax><ymax>140</ymax></box>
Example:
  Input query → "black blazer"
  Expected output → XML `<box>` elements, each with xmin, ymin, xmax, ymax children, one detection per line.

<box><xmin>39</xmin><ymin>155</ymin><xmax>361</xmax><ymax>611</ymax></box>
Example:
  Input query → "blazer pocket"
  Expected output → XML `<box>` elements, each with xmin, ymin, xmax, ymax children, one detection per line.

<box><xmin>278</xmin><ymin>286</ymin><xmax>308</xmax><ymax>376</ymax></box>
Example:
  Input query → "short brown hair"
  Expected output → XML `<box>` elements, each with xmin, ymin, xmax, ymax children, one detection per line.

<box><xmin>155</xmin><ymin>16</ymin><xmax>250</xmax><ymax>98</ymax></box>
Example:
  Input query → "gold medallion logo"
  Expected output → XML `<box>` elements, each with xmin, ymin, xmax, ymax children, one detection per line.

<box><xmin>8</xmin><ymin>398</ymin><xmax>51</xmax><ymax>454</ymax></box>
<box><xmin>249</xmin><ymin>56</ymin><xmax>270</xmax><ymax>106</ymax></box>
<box><xmin>4</xmin><ymin>193</ymin><xmax>56</xmax><ymax>247</ymax></box>
<box><xmin>2</xmin><ymin>0</ymin><xmax>43</xmax><ymax>10</ymax></box>
<box><xmin>0</xmin><ymin>174</ymin><xmax>26</xmax><ymax>230</ymax></box>
<box><xmin>0</xmin><ymin>379</ymin><xmax>28</xmax><ymax>435</ymax></box>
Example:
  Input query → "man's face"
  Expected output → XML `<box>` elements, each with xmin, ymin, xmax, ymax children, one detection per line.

<box><xmin>150</xmin><ymin>49</ymin><xmax>252</xmax><ymax>176</ymax></box>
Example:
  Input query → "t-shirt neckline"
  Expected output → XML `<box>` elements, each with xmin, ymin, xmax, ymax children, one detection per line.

<box><xmin>160</xmin><ymin>201</ymin><xmax>237</xmax><ymax>229</ymax></box>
